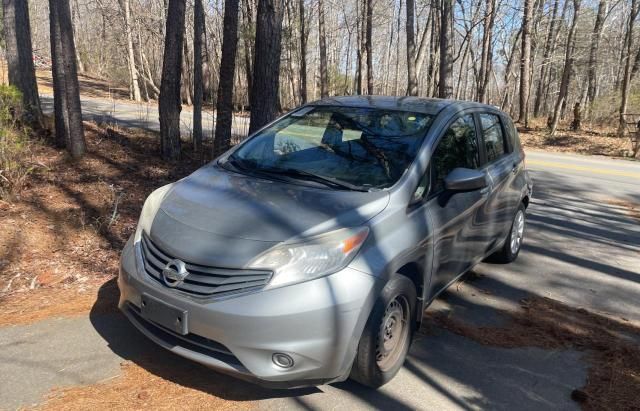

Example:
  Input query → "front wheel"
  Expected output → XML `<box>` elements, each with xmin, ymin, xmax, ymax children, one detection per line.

<box><xmin>350</xmin><ymin>274</ymin><xmax>416</xmax><ymax>388</ymax></box>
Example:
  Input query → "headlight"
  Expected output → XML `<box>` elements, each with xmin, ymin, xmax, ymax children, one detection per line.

<box><xmin>134</xmin><ymin>184</ymin><xmax>174</xmax><ymax>241</ymax></box>
<box><xmin>248</xmin><ymin>227</ymin><xmax>369</xmax><ymax>288</ymax></box>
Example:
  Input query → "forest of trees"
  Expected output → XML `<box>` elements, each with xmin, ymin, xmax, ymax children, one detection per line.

<box><xmin>4</xmin><ymin>0</ymin><xmax>640</xmax><ymax>160</ymax></box>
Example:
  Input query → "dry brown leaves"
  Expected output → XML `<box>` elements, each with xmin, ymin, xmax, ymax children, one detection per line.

<box><xmin>606</xmin><ymin>200</ymin><xmax>640</xmax><ymax>223</ymax></box>
<box><xmin>34</xmin><ymin>69</ymin><xmax>130</xmax><ymax>101</ymax></box>
<box><xmin>426</xmin><ymin>297</ymin><xmax>640</xmax><ymax>410</ymax></box>
<box><xmin>518</xmin><ymin>123</ymin><xmax>635</xmax><ymax>158</ymax></box>
<box><xmin>0</xmin><ymin>120</ymin><xmax>203</xmax><ymax>323</ymax></box>
<box><xmin>36</xmin><ymin>362</ymin><xmax>251</xmax><ymax>411</ymax></box>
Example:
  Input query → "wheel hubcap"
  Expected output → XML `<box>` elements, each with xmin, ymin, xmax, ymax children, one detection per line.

<box><xmin>510</xmin><ymin>210</ymin><xmax>525</xmax><ymax>254</ymax></box>
<box><xmin>376</xmin><ymin>296</ymin><xmax>410</xmax><ymax>371</ymax></box>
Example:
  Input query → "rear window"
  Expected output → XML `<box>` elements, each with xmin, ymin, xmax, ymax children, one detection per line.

<box><xmin>479</xmin><ymin>113</ymin><xmax>507</xmax><ymax>162</ymax></box>
<box><xmin>502</xmin><ymin>115</ymin><xmax>521</xmax><ymax>152</ymax></box>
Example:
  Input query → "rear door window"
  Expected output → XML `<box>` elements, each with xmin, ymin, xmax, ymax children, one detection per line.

<box><xmin>479</xmin><ymin>113</ymin><xmax>507</xmax><ymax>163</ymax></box>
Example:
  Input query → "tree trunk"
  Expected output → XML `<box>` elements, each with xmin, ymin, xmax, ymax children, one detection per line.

<box><xmin>405</xmin><ymin>0</ymin><xmax>418</xmax><ymax>96</ymax></box>
<box><xmin>501</xmin><ymin>29</ymin><xmax>522</xmax><ymax>111</ymax></box>
<box><xmin>415</xmin><ymin>6</ymin><xmax>432</xmax><ymax>79</ymax></box>
<box><xmin>50</xmin><ymin>0</ymin><xmax>69</xmax><ymax>149</ymax></box>
<box><xmin>571</xmin><ymin>102</ymin><xmax>581</xmax><ymax>130</ymax></box>
<box><xmin>365</xmin><ymin>0</ymin><xmax>373</xmax><ymax>94</ymax></box>
<box><xmin>242</xmin><ymin>0</ymin><xmax>254</xmax><ymax>103</ymax></box>
<box><xmin>618</xmin><ymin>0</ymin><xmax>639</xmax><ymax>136</ymax></box>
<box><xmin>356</xmin><ymin>0</ymin><xmax>363</xmax><ymax>94</ymax></box>
<box><xmin>213</xmin><ymin>0</ymin><xmax>240</xmax><ymax>156</ymax></box>
<box><xmin>533</xmin><ymin>0</ymin><xmax>559</xmax><ymax>117</ymax></box>
<box><xmin>71</xmin><ymin>0</ymin><xmax>86</xmax><ymax>74</ymax></box>
<box><xmin>298</xmin><ymin>0</ymin><xmax>307</xmax><ymax>103</ymax></box>
<box><xmin>438</xmin><ymin>0</ymin><xmax>453</xmax><ymax>99</ymax></box>
<box><xmin>586</xmin><ymin>0</ymin><xmax>607</xmax><ymax>109</ymax></box>
<box><xmin>2</xmin><ymin>0</ymin><xmax>43</xmax><ymax>124</ymax></box>
<box><xmin>427</xmin><ymin>4</ymin><xmax>438</xmax><ymax>96</ymax></box>
<box><xmin>119</xmin><ymin>0</ymin><xmax>141</xmax><ymax>102</ymax></box>
<box><xmin>519</xmin><ymin>0</ymin><xmax>533</xmax><ymax>127</ymax></box>
<box><xmin>318</xmin><ymin>0</ymin><xmax>328</xmax><ymax>98</ymax></box>
<box><xmin>248</xmin><ymin>0</ymin><xmax>284</xmax><ymax>134</ymax></box>
<box><xmin>181</xmin><ymin>39</ymin><xmax>193</xmax><ymax>106</ymax></box>
<box><xmin>549</xmin><ymin>0</ymin><xmax>581</xmax><ymax>136</ymax></box>
<box><xmin>477</xmin><ymin>0</ymin><xmax>496</xmax><ymax>103</ymax></box>
<box><xmin>193</xmin><ymin>0</ymin><xmax>205</xmax><ymax>154</ymax></box>
<box><xmin>49</xmin><ymin>0</ymin><xmax>86</xmax><ymax>158</ymax></box>
<box><xmin>159</xmin><ymin>0</ymin><xmax>186</xmax><ymax>160</ymax></box>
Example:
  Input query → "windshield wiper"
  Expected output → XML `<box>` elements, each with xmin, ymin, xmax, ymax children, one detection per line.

<box><xmin>258</xmin><ymin>166</ymin><xmax>371</xmax><ymax>192</ymax></box>
<box><xmin>223</xmin><ymin>157</ymin><xmax>370</xmax><ymax>192</ymax></box>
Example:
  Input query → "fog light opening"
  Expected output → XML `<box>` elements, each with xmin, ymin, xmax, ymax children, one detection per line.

<box><xmin>272</xmin><ymin>353</ymin><xmax>294</xmax><ymax>369</ymax></box>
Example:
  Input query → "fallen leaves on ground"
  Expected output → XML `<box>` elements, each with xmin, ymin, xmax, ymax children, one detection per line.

<box><xmin>425</xmin><ymin>296</ymin><xmax>640</xmax><ymax>410</ymax></box>
<box><xmin>606</xmin><ymin>200</ymin><xmax>640</xmax><ymax>223</ymax></box>
<box><xmin>519</xmin><ymin>122</ymin><xmax>637</xmax><ymax>158</ymax></box>
<box><xmin>36</xmin><ymin>362</ymin><xmax>251</xmax><ymax>411</ymax></box>
<box><xmin>0</xmin><ymin>120</ymin><xmax>203</xmax><ymax>323</ymax></box>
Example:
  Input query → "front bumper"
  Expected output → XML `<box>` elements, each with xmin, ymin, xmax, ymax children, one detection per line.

<box><xmin>117</xmin><ymin>236</ymin><xmax>380</xmax><ymax>388</ymax></box>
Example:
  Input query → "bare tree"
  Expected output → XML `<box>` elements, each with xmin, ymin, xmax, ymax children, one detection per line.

<box><xmin>618</xmin><ymin>0</ymin><xmax>639</xmax><ymax>135</ymax></box>
<box><xmin>356</xmin><ymin>0</ymin><xmax>364</xmax><ymax>94</ymax></box>
<box><xmin>214</xmin><ymin>0</ymin><xmax>240</xmax><ymax>155</ymax></box>
<box><xmin>249</xmin><ymin>0</ymin><xmax>284</xmax><ymax>133</ymax></box>
<box><xmin>118</xmin><ymin>0</ymin><xmax>142</xmax><ymax>101</ymax></box>
<box><xmin>477</xmin><ymin>0</ymin><xmax>496</xmax><ymax>103</ymax></box>
<box><xmin>49</xmin><ymin>0</ymin><xmax>68</xmax><ymax>149</ymax></box>
<box><xmin>549</xmin><ymin>0</ymin><xmax>581</xmax><ymax>136</ymax></box>
<box><xmin>298</xmin><ymin>0</ymin><xmax>308</xmax><ymax>102</ymax></box>
<box><xmin>439</xmin><ymin>0</ymin><xmax>454</xmax><ymax>98</ymax></box>
<box><xmin>519</xmin><ymin>0</ymin><xmax>533</xmax><ymax>127</ymax></box>
<box><xmin>318</xmin><ymin>0</ymin><xmax>329</xmax><ymax>98</ymax></box>
<box><xmin>533</xmin><ymin>0</ymin><xmax>560</xmax><ymax>117</ymax></box>
<box><xmin>49</xmin><ymin>0</ymin><xmax>86</xmax><ymax>158</ymax></box>
<box><xmin>193</xmin><ymin>0</ymin><xmax>205</xmax><ymax>153</ymax></box>
<box><xmin>365</xmin><ymin>0</ymin><xmax>373</xmax><ymax>94</ymax></box>
<box><xmin>159</xmin><ymin>0</ymin><xmax>187</xmax><ymax>160</ymax></box>
<box><xmin>2</xmin><ymin>0</ymin><xmax>43</xmax><ymax>124</ymax></box>
<box><xmin>587</xmin><ymin>0</ymin><xmax>608</xmax><ymax>109</ymax></box>
<box><xmin>405</xmin><ymin>0</ymin><xmax>418</xmax><ymax>96</ymax></box>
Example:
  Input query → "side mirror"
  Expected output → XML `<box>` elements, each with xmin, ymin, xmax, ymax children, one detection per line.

<box><xmin>444</xmin><ymin>168</ymin><xmax>488</xmax><ymax>192</ymax></box>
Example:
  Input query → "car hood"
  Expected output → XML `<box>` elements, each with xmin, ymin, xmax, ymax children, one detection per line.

<box><xmin>148</xmin><ymin>164</ymin><xmax>389</xmax><ymax>267</ymax></box>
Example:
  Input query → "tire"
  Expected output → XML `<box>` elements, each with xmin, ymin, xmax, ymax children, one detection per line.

<box><xmin>350</xmin><ymin>273</ymin><xmax>417</xmax><ymax>388</ymax></box>
<box><xmin>490</xmin><ymin>203</ymin><xmax>526</xmax><ymax>263</ymax></box>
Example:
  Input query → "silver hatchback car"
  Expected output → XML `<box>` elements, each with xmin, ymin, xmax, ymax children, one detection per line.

<box><xmin>118</xmin><ymin>96</ymin><xmax>533</xmax><ymax>388</ymax></box>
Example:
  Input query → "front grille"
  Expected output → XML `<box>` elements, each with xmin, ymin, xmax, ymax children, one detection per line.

<box><xmin>140</xmin><ymin>233</ymin><xmax>272</xmax><ymax>297</ymax></box>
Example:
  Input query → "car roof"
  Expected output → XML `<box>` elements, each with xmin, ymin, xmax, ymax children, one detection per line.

<box><xmin>309</xmin><ymin>95</ymin><xmax>495</xmax><ymax>116</ymax></box>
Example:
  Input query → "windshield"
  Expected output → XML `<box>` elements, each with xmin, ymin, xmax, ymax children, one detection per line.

<box><xmin>228</xmin><ymin>106</ymin><xmax>434</xmax><ymax>190</ymax></box>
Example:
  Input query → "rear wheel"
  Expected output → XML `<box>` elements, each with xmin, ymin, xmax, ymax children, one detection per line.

<box><xmin>350</xmin><ymin>274</ymin><xmax>416</xmax><ymax>388</ymax></box>
<box><xmin>490</xmin><ymin>203</ymin><xmax>526</xmax><ymax>263</ymax></box>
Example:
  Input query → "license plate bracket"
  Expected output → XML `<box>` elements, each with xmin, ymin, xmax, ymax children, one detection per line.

<box><xmin>140</xmin><ymin>293</ymin><xmax>188</xmax><ymax>335</ymax></box>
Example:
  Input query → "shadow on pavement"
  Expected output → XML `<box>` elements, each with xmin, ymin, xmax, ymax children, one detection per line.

<box><xmin>89</xmin><ymin>279</ymin><xmax>321</xmax><ymax>402</ymax></box>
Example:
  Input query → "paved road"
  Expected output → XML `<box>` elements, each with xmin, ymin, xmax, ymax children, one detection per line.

<box><xmin>39</xmin><ymin>94</ymin><xmax>251</xmax><ymax>139</ymax></box>
<box><xmin>2</xmin><ymin>102</ymin><xmax>640</xmax><ymax>409</ymax></box>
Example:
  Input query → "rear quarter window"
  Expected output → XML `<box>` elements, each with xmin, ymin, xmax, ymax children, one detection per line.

<box><xmin>502</xmin><ymin>115</ymin><xmax>521</xmax><ymax>153</ymax></box>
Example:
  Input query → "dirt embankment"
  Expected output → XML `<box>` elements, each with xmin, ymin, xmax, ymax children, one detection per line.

<box><xmin>0</xmin><ymin>121</ymin><xmax>203</xmax><ymax>325</ymax></box>
<box><xmin>518</xmin><ymin>119</ymin><xmax>636</xmax><ymax>158</ymax></box>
